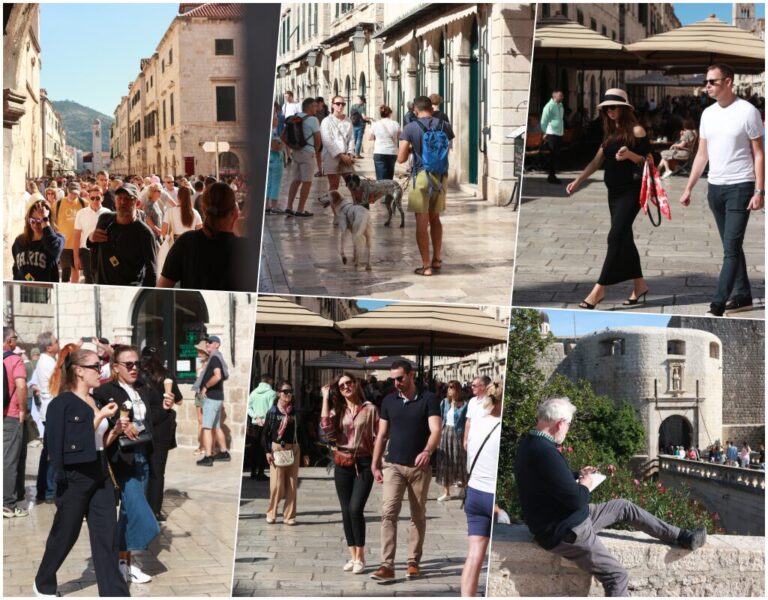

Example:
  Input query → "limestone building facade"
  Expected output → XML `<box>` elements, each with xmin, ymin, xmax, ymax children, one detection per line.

<box><xmin>40</xmin><ymin>89</ymin><xmax>71</xmax><ymax>177</ymax></box>
<box><xmin>3</xmin><ymin>283</ymin><xmax>256</xmax><ymax>450</ymax></box>
<box><xmin>274</xmin><ymin>3</ymin><xmax>534</xmax><ymax>205</ymax></box>
<box><xmin>530</xmin><ymin>3</ymin><xmax>681</xmax><ymax>118</ymax></box>
<box><xmin>110</xmin><ymin>3</ymin><xmax>245</xmax><ymax>177</ymax></box>
<box><xmin>538</xmin><ymin>325</ymin><xmax>725</xmax><ymax>459</ymax></box>
<box><xmin>731</xmin><ymin>3</ymin><xmax>765</xmax><ymax>97</ymax></box>
<box><xmin>3</xmin><ymin>4</ymin><xmax>42</xmax><ymax>280</ymax></box>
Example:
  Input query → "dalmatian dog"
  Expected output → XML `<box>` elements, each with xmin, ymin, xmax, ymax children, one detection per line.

<box><xmin>327</xmin><ymin>189</ymin><xmax>372</xmax><ymax>271</ymax></box>
<box><xmin>343</xmin><ymin>173</ymin><xmax>406</xmax><ymax>228</ymax></box>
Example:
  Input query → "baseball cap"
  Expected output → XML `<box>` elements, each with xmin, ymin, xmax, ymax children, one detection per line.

<box><xmin>67</xmin><ymin>182</ymin><xmax>81</xmax><ymax>192</ymax></box>
<box><xmin>115</xmin><ymin>183</ymin><xmax>139</xmax><ymax>198</ymax></box>
<box><xmin>205</xmin><ymin>335</ymin><xmax>221</xmax><ymax>344</ymax></box>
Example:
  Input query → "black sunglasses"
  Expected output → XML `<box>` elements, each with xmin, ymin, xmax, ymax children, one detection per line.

<box><xmin>117</xmin><ymin>361</ymin><xmax>140</xmax><ymax>370</ymax></box>
<box><xmin>333</xmin><ymin>102</ymin><xmax>346</xmax><ymax>106</ymax></box>
<box><xmin>338</xmin><ymin>380</ymin><xmax>355</xmax><ymax>388</ymax></box>
<box><xmin>704</xmin><ymin>78</ymin><xmax>725</xmax><ymax>86</ymax></box>
<box><xmin>79</xmin><ymin>363</ymin><xmax>102</xmax><ymax>372</ymax></box>
<box><xmin>279</xmin><ymin>388</ymin><xmax>293</xmax><ymax>394</ymax></box>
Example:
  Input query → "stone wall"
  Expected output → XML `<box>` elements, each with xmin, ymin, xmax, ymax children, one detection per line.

<box><xmin>489</xmin><ymin>524</ymin><xmax>765</xmax><ymax>597</ymax></box>
<box><xmin>668</xmin><ymin>317</ymin><xmax>764</xmax><ymax>448</ymax></box>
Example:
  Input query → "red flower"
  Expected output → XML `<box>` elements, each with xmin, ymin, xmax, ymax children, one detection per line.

<box><xmin>667</xmin><ymin>511</ymin><xmax>673</xmax><ymax>518</ymax></box>
<box><xmin>556</xmin><ymin>446</ymin><xmax>563</xmax><ymax>453</ymax></box>
<box><xmin>566</xmin><ymin>447</ymin><xmax>574</xmax><ymax>453</ymax></box>
<box><xmin>633</xmin><ymin>479</ymin><xmax>640</xmax><ymax>486</ymax></box>
<box><xmin>606</xmin><ymin>464</ymin><xmax>617</xmax><ymax>475</ymax></box>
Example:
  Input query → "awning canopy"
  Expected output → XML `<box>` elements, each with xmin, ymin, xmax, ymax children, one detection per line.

<box><xmin>626</xmin><ymin>72</ymin><xmax>685</xmax><ymax>86</ymax></box>
<box><xmin>303</xmin><ymin>352</ymin><xmax>368</xmax><ymax>370</ymax></box>
<box><xmin>337</xmin><ymin>303</ymin><xmax>508</xmax><ymax>354</ymax></box>
<box><xmin>253</xmin><ymin>295</ymin><xmax>346</xmax><ymax>350</ymax></box>
<box><xmin>363</xmin><ymin>355</ymin><xmax>418</xmax><ymax>370</ymax></box>
<box><xmin>626</xmin><ymin>15</ymin><xmax>765</xmax><ymax>74</ymax></box>
<box><xmin>534</xmin><ymin>15</ymin><xmax>641</xmax><ymax>69</ymax></box>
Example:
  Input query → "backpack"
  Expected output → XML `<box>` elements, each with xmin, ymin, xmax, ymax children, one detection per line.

<box><xmin>284</xmin><ymin>114</ymin><xmax>308</xmax><ymax>150</ymax></box>
<box><xmin>350</xmin><ymin>108</ymin><xmax>363</xmax><ymax>127</ymax></box>
<box><xmin>3</xmin><ymin>350</ymin><xmax>15</xmax><ymax>410</ymax></box>
<box><xmin>415</xmin><ymin>119</ymin><xmax>450</xmax><ymax>193</ymax></box>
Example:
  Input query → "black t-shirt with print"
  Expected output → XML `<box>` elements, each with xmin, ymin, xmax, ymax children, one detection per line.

<box><xmin>12</xmin><ymin>227</ymin><xmax>65</xmax><ymax>282</ymax></box>
<box><xmin>88</xmin><ymin>213</ymin><xmax>158</xmax><ymax>287</ymax></box>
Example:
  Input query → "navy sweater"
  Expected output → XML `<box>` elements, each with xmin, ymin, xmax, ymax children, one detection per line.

<box><xmin>515</xmin><ymin>433</ymin><xmax>590</xmax><ymax>549</ymax></box>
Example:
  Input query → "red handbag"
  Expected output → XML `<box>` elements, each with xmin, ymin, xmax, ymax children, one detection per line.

<box><xmin>640</xmin><ymin>157</ymin><xmax>672</xmax><ymax>227</ymax></box>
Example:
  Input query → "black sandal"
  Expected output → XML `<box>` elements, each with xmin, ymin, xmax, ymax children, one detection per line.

<box><xmin>623</xmin><ymin>290</ymin><xmax>649</xmax><ymax>306</ymax></box>
<box><xmin>579</xmin><ymin>297</ymin><xmax>604</xmax><ymax>310</ymax></box>
<box><xmin>431</xmin><ymin>259</ymin><xmax>443</xmax><ymax>271</ymax></box>
<box><xmin>414</xmin><ymin>267</ymin><xmax>433</xmax><ymax>277</ymax></box>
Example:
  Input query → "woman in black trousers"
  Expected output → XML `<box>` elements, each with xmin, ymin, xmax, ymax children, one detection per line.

<box><xmin>139</xmin><ymin>346</ymin><xmax>182</xmax><ymax>521</ymax></box>
<box><xmin>35</xmin><ymin>344</ymin><xmax>130</xmax><ymax>597</ymax></box>
<box><xmin>320</xmin><ymin>373</ymin><xmax>379</xmax><ymax>574</ymax></box>
<box><xmin>566</xmin><ymin>89</ymin><xmax>651</xmax><ymax>309</ymax></box>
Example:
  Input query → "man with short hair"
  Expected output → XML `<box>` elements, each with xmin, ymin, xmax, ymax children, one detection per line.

<box><xmin>282</xmin><ymin>90</ymin><xmax>301</xmax><ymax>118</ymax></box>
<box><xmin>350</xmin><ymin>95</ymin><xmax>371</xmax><ymax>158</ymax></box>
<box><xmin>370</xmin><ymin>360</ymin><xmax>441</xmax><ymax>581</ymax></box>
<box><xmin>680</xmin><ymin>63</ymin><xmax>764</xmax><ymax>317</ymax></box>
<box><xmin>96</xmin><ymin>170</ymin><xmax>115</xmax><ymax>210</ymax></box>
<box><xmin>197</xmin><ymin>336</ymin><xmax>231</xmax><ymax>467</ymax></box>
<box><xmin>516</xmin><ymin>396</ymin><xmax>706</xmax><ymax>597</ymax></box>
<box><xmin>162</xmin><ymin>175</ymin><xmax>179</xmax><ymax>203</ymax></box>
<box><xmin>30</xmin><ymin>332</ymin><xmax>59</xmax><ymax>502</ymax></box>
<box><xmin>463</xmin><ymin>375</ymin><xmax>491</xmax><ymax>450</ymax></box>
<box><xmin>282</xmin><ymin>97</ymin><xmax>322</xmax><ymax>218</ymax></box>
<box><xmin>429</xmin><ymin>93</ymin><xmax>450</xmax><ymax>123</ymax></box>
<box><xmin>88</xmin><ymin>182</ymin><xmax>158</xmax><ymax>286</ymax></box>
<box><xmin>725</xmin><ymin>440</ymin><xmax>739</xmax><ymax>466</ymax></box>
<box><xmin>192</xmin><ymin>180</ymin><xmax>205</xmax><ymax>213</ymax></box>
<box><xmin>315</xmin><ymin>96</ymin><xmax>329</xmax><ymax>122</ymax></box>
<box><xmin>540</xmin><ymin>90</ymin><xmax>565</xmax><ymax>184</ymax></box>
<box><xmin>247</xmin><ymin>374</ymin><xmax>276</xmax><ymax>481</ymax></box>
<box><xmin>398</xmin><ymin>95</ymin><xmax>455</xmax><ymax>277</ymax></box>
<box><xmin>55</xmin><ymin>182</ymin><xmax>87</xmax><ymax>282</ymax></box>
<box><xmin>3</xmin><ymin>327</ymin><xmax>28</xmax><ymax>518</ymax></box>
<box><xmin>321</xmin><ymin>95</ymin><xmax>356</xmax><ymax>194</ymax></box>
<box><xmin>73</xmin><ymin>185</ymin><xmax>110</xmax><ymax>284</ymax></box>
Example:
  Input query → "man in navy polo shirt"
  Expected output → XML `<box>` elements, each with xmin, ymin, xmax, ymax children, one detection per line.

<box><xmin>370</xmin><ymin>360</ymin><xmax>441</xmax><ymax>582</ymax></box>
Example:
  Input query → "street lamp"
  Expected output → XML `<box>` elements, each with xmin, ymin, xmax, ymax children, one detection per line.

<box><xmin>278</xmin><ymin>64</ymin><xmax>288</xmax><ymax>78</ymax></box>
<box><xmin>307</xmin><ymin>49</ymin><xmax>318</xmax><ymax>68</ymax></box>
<box><xmin>351</xmin><ymin>26</ymin><xmax>366</xmax><ymax>54</ymax></box>
<box><xmin>168</xmin><ymin>134</ymin><xmax>177</xmax><ymax>151</ymax></box>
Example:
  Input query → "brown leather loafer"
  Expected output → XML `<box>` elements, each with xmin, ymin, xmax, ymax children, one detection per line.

<box><xmin>405</xmin><ymin>564</ymin><xmax>420</xmax><ymax>579</ymax></box>
<box><xmin>369</xmin><ymin>566</ymin><xmax>395</xmax><ymax>581</ymax></box>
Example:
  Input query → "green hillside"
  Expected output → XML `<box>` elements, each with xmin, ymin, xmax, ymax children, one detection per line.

<box><xmin>51</xmin><ymin>100</ymin><xmax>114</xmax><ymax>152</ymax></box>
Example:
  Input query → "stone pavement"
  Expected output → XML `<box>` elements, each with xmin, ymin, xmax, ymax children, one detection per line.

<box><xmin>259</xmin><ymin>157</ymin><xmax>517</xmax><ymax>305</ymax></box>
<box><xmin>513</xmin><ymin>171</ymin><xmax>765</xmax><ymax>318</ymax></box>
<box><xmin>3</xmin><ymin>444</ymin><xmax>242</xmax><ymax>597</ymax></box>
<box><xmin>233</xmin><ymin>467</ymin><xmax>484</xmax><ymax>596</ymax></box>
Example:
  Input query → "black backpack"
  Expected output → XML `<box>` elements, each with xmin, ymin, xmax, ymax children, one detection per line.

<box><xmin>3</xmin><ymin>350</ymin><xmax>15</xmax><ymax>410</ymax></box>
<box><xmin>350</xmin><ymin>108</ymin><xmax>363</xmax><ymax>126</ymax></box>
<box><xmin>284</xmin><ymin>114</ymin><xmax>308</xmax><ymax>150</ymax></box>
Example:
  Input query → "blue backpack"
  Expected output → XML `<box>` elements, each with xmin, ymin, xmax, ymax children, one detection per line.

<box><xmin>415</xmin><ymin>119</ymin><xmax>450</xmax><ymax>193</ymax></box>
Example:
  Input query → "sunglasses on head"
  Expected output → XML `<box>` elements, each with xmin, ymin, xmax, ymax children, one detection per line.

<box><xmin>117</xmin><ymin>360</ymin><xmax>140</xmax><ymax>370</ymax></box>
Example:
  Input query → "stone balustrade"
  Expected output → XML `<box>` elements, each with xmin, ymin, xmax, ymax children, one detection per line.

<box><xmin>658</xmin><ymin>455</ymin><xmax>765</xmax><ymax>492</ymax></box>
<box><xmin>488</xmin><ymin>524</ymin><xmax>765</xmax><ymax>597</ymax></box>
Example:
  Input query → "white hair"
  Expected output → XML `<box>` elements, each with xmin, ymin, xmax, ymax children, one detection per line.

<box><xmin>537</xmin><ymin>397</ymin><xmax>577</xmax><ymax>423</ymax></box>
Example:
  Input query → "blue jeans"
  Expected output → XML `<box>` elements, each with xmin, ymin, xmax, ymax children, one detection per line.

<box><xmin>373</xmin><ymin>154</ymin><xmax>397</xmax><ymax>181</ymax></box>
<box><xmin>708</xmin><ymin>182</ymin><xmax>754</xmax><ymax>308</ymax></box>
<box><xmin>117</xmin><ymin>449</ymin><xmax>160</xmax><ymax>552</ymax></box>
<box><xmin>353</xmin><ymin>125</ymin><xmax>365</xmax><ymax>156</ymax></box>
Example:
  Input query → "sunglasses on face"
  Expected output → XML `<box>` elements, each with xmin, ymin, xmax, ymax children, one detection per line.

<box><xmin>117</xmin><ymin>361</ymin><xmax>140</xmax><ymax>371</ymax></box>
<box><xmin>604</xmin><ymin>106</ymin><xmax>619</xmax><ymax>112</ymax></box>
<box><xmin>334</xmin><ymin>102</ymin><xmax>346</xmax><ymax>106</ymax></box>
<box><xmin>89</xmin><ymin>195</ymin><xmax>101</xmax><ymax>200</ymax></box>
<box><xmin>79</xmin><ymin>363</ymin><xmax>102</xmax><ymax>372</ymax></box>
<box><xmin>338</xmin><ymin>380</ymin><xmax>354</xmax><ymax>389</ymax></box>
<box><xmin>279</xmin><ymin>389</ymin><xmax>293</xmax><ymax>394</ymax></box>
<box><xmin>705</xmin><ymin>78</ymin><xmax>724</xmax><ymax>86</ymax></box>
<box><xmin>28</xmin><ymin>218</ymin><xmax>44</xmax><ymax>225</ymax></box>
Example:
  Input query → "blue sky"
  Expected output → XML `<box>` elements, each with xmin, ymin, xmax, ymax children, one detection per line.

<box><xmin>40</xmin><ymin>4</ymin><xmax>179</xmax><ymax>116</ymax></box>
<box><xmin>543</xmin><ymin>309</ymin><xmax>671</xmax><ymax>337</ymax></box>
<box><xmin>358</xmin><ymin>300</ymin><xmax>392</xmax><ymax>310</ymax></box>
<box><xmin>673</xmin><ymin>3</ymin><xmax>765</xmax><ymax>25</ymax></box>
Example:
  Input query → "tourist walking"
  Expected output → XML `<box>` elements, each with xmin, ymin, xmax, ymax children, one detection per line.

<box><xmin>370</xmin><ymin>105</ymin><xmax>400</xmax><ymax>183</ymax></box>
<box><xmin>12</xmin><ymin>199</ymin><xmax>64</xmax><ymax>282</ymax></box>
<box><xmin>436</xmin><ymin>380</ymin><xmax>468</xmax><ymax>502</ymax></box>
<box><xmin>321</xmin><ymin>95</ymin><xmax>356</xmax><ymax>193</ymax></box>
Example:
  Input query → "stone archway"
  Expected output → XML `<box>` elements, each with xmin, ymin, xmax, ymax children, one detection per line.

<box><xmin>659</xmin><ymin>415</ymin><xmax>693</xmax><ymax>454</ymax></box>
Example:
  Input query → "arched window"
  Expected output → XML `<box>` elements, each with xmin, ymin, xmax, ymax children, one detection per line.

<box><xmin>132</xmin><ymin>290</ymin><xmax>210</xmax><ymax>383</ymax></box>
<box><xmin>709</xmin><ymin>342</ymin><xmax>720</xmax><ymax>359</ymax></box>
<box><xmin>359</xmin><ymin>72</ymin><xmax>366</xmax><ymax>99</ymax></box>
<box><xmin>344</xmin><ymin>75</ymin><xmax>351</xmax><ymax>112</ymax></box>
<box><xmin>218</xmin><ymin>151</ymin><xmax>240</xmax><ymax>175</ymax></box>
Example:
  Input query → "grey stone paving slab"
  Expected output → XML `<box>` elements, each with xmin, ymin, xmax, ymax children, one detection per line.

<box><xmin>233</xmin><ymin>467</ymin><xmax>484</xmax><ymax>596</ymax></box>
<box><xmin>513</xmin><ymin>171</ymin><xmax>764</xmax><ymax>319</ymax></box>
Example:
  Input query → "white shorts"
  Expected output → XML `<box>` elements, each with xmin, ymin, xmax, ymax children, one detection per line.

<box><xmin>322</xmin><ymin>152</ymin><xmax>355</xmax><ymax>176</ymax></box>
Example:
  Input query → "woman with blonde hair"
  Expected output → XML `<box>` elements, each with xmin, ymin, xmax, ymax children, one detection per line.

<box><xmin>436</xmin><ymin>380</ymin><xmax>468</xmax><ymax>502</ymax></box>
<box><xmin>34</xmin><ymin>344</ymin><xmax>129</xmax><ymax>597</ymax></box>
<box><xmin>12</xmin><ymin>198</ymin><xmax>65</xmax><ymax>282</ymax></box>
<box><xmin>320</xmin><ymin>372</ymin><xmax>379</xmax><ymax>574</ymax></box>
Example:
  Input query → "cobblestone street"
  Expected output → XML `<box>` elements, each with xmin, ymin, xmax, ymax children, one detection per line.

<box><xmin>259</xmin><ymin>157</ymin><xmax>517</xmax><ymax>305</ymax></box>
<box><xmin>512</xmin><ymin>171</ymin><xmax>765</xmax><ymax>318</ymax></box>
<box><xmin>3</xmin><ymin>445</ymin><xmax>242</xmax><ymax>597</ymax></box>
<box><xmin>233</xmin><ymin>466</ymin><xmax>482</xmax><ymax>597</ymax></box>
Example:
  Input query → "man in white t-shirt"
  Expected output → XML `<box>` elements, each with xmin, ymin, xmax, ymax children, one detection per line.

<box><xmin>680</xmin><ymin>63</ymin><xmax>764</xmax><ymax>317</ymax></box>
<box><xmin>162</xmin><ymin>175</ymin><xmax>179</xmax><ymax>203</ymax></box>
<box><xmin>282</xmin><ymin>90</ymin><xmax>301</xmax><ymax>118</ymax></box>
<box><xmin>463</xmin><ymin>375</ymin><xmax>491</xmax><ymax>450</ymax></box>
<box><xmin>30</xmin><ymin>332</ymin><xmax>59</xmax><ymax>501</ymax></box>
<box><xmin>73</xmin><ymin>185</ymin><xmax>110</xmax><ymax>284</ymax></box>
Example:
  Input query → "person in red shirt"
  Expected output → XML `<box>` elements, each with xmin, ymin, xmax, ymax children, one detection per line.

<box><xmin>3</xmin><ymin>327</ymin><xmax>28</xmax><ymax>518</ymax></box>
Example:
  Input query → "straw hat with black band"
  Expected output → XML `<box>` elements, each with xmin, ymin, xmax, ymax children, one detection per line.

<box><xmin>596</xmin><ymin>88</ymin><xmax>634</xmax><ymax>110</ymax></box>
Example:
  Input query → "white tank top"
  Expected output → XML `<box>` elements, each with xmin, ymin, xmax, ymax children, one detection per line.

<box><xmin>94</xmin><ymin>416</ymin><xmax>108</xmax><ymax>451</ymax></box>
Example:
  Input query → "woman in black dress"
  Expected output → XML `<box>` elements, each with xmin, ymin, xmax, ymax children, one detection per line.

<box><xmin>566</xmin><ymin>89</ymin><xmax>651</xmax><ymax>309</ymax></box>
<box><xmin>139</xmin><ymin>346</ymin><xmax>183</xmax><ymax>522</ymax></box>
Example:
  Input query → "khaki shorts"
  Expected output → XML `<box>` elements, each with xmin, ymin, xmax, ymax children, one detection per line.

<box><xmin>291</xmin><ymin>150</ymin><xmax>316</xmax><ymax>182</ymax></box>
<box><xmin>407</xmin><ymin>170</ymin><xmax>447</xmax><ymax>214</ymax></box>
<box><xmin>322</xmin><ymin>152</ymin><xmax>355</xmax><ymax>175</ymax></box>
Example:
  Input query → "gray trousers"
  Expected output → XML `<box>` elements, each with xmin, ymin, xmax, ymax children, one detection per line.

<box><xmin>549</xmin><ymin>499</ymin><xmax>681</xmax><ymax>597</ymax></box>
<box><xmin>3</xmin><ymin>417</ymin><xmax>22</xmax><ymax>508</ymax></box>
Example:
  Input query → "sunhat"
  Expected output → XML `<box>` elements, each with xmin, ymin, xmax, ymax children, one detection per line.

<box><xmin>596</xmin><ymin>88</ymin><xmax>634</xmax><ymax>110</ymax></box>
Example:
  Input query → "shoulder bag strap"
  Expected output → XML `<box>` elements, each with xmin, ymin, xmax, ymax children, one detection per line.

<box><xmin>462</xmin><ymin>421</ymin><xmax>501</xmax><ymax>508</ymax></box>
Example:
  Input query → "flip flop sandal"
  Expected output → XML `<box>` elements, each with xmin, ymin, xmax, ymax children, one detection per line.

<box><xmin>414</xmin><ymin>267</ymin><xmax>433</xmax><ymax>276</ymax></box>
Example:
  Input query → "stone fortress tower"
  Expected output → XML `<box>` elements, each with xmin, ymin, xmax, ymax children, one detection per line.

<box><xmin>91</xmin><ymin>118</ymin><xmax>102</xmax><ymax>173</ymax></box>
<box><xmin>537</xmin><ymin>322</ymin><xmax>724</xmax><ymax>460</ymax></box>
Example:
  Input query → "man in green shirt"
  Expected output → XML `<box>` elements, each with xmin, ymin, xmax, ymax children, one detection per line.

<box><xmin>247</xmin><ymin>374</ymin><xmax>277</xmax><ymax>480</ymax></box>
<box><xmin>540</xmin><ymin>90</ymin><xmax>565</xmax><ymax>184</ymax></box>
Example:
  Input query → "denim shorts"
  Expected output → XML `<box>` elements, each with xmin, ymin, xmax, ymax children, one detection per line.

<box><xmin>464</xmin><ymin>486</ymin><xmax>494</xmax><ymax>537</ymax></box>
<box><xmin>202</xmin><ymin>398</ymin><xmax>223</xmax><ymax>429</ymax></box>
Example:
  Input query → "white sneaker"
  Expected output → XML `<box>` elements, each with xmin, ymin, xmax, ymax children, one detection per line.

<box><xmin>352</xmin><ymin>560</ymin><xmax>366</xmax><ymax>575</ymax></box>
<box><xmin>343</xmin><ymin>559</ymin><xmax>355</xmax><ymax>572</ymax></box>
<box><xmin>129</xmin><ymin>563</ymin><xmax>152</xmax><ymax>584</ymax></box>
<box><xmin>661</xmin><ymin>170</ymin><xmax>673</xmax><ymax>180</ymax></box>
<box><xmin>437</xmin><ymin>493</ymin><xmax>451</xmax><ymax>502</ymax></box>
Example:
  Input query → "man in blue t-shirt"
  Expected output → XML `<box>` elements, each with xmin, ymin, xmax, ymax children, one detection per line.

<box><xmin>370</xmin><ymin>360</ymin><xmax>441</xmax><ymax>582</ymax></box>
<box><xmin>282</xmin><ymin>97</ymin><xmax>322</xmax><ymax>218</ymax></box>
<box><xmin>398</xmin><ymin>96</ymin><xmax>455</xmax><ymax>277</ymax></box>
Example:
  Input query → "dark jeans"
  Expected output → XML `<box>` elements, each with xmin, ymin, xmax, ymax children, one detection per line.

<box><xmin>708</xmin><ymin>182</ymin><xmax>754</xmax><ymax>308</ymax></box>
<box><xmin>353</xmin><ymin>125</ymin><xmax>366</xmax><ymax>156</ymax></box>
<box><xmin>147</xmin><ymin>444</ymin><xmax>171</xmax><ymax>515</ymax></box>
<box><xmin>334</xmin><ymin>457</ymin><xmax>374</xmax><ymax>547</ymax></box>
<box><xmin>35</xmin><ymin>457</ymin><xmax>129</xmax><ymax>597</ymax></box>
<box><xmin>545</xmin><ymin>134</ymin><xmax>562</xmax><ymax>177</ymax></box>
<box><xmin>3</xmin><ymin>417</ymin><xmax>22</xmax><ymax>508</ymax></box>
<box><xmin>78</xmin><ymin>248</ymin><xmax>94</xmax><ymax>284</ymax></box>
<box><xmin>60</xmin><ymin>249</ymin><xmax>74</xmax><ymax>282</ymax></box>
<box><xmin>250</xmin><ymin>423</ymin><xmax>268</xmax><ymax>475</ymax></box>
<box><xmin>373</xmin><ymin>154</ymin><xmax>397</xmax><ymax>182</ymax></box>
<box><xmin>17</xmin><ymin>417</ymin><xmax>28</xmax><ymax>501</ymax></box>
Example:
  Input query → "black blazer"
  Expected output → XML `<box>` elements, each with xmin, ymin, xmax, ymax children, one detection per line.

<box><xmin>45</xmin><ymin>392</ymin><xmax>105</xmax><ymax>481</ymax></box>
<box><xmin>93</xmin><ymin>381</ymin><xmax>154</xmax><ymax>478</ymax></box>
